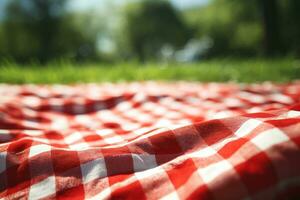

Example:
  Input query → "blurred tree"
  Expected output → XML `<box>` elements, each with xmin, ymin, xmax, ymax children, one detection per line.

<box><xmin>0</xmin><ymin>0</ymin><xmax>97</xmax><ymax>63</ymax></box>
<box><xmin>184</xmin><ymin>0</ymin><xmax>263</xmax><ymax>58</ymax></box>
<box><xmin>280</xmin><ymin>0</ymin><xmax>300</xmax><ymax>56</ymax></box>
<box><xmin>122</xmin><ymin>0</ymin><xmax>191</xmax><ymax>62</ymax></box>
<box><xmin>185</xmin><ymin>0</ymin><xmax>300</xmax><ymax>58</ymax></box>
<box><xmin>259</xmin><ymin>0</ymin><xmax>282</xmax><ymax>56</ymax></box>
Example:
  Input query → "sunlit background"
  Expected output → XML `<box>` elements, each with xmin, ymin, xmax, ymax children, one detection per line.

<box><xmin>0</xmin><ymin>0</ymin><xmax>299</xmax><ymax>83</ymax></box>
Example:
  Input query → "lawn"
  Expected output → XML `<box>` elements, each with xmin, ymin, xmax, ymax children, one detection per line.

<box><xmin>0</xmin><ymin>58</ymin><xmax>299</xmax><ymax>84</ymax></box>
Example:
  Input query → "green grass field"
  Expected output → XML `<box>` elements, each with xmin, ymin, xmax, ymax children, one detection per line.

<box><xmin>0</xmin><ymin>58</ymin><xmax>299</xmax><ymax>84</ymax></box>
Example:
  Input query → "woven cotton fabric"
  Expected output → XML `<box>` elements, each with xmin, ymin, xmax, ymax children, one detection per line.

<box><xmin>1</xmin><ymin>82</ymin><xmax>300</xmax><ymax>199</ymax></box>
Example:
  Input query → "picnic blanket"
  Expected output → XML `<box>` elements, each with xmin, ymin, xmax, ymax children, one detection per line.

<box><xmin>0</xmin><ymin>82</ymin><xmax>300</xmax><ymax>200</ymax></box>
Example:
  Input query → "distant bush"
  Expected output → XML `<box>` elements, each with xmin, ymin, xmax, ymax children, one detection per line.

<box><xmin>119</xmin><ymin>0</ymin><xmax>192</xmax><ymax>62</ymax></box>
<box><xmin>184</xmin><ymin>0</ymin><xmax>264</xmax><ymax>58</ymax></box>
<box><xmin>0</xmin><ymin>0</ymin><xmax>98</xmax><ymax>63</ymax></box>
<box><xmin>184</xmin><ymin>0</ymin><xmax>300</xmax><ymax>58</ymax></box>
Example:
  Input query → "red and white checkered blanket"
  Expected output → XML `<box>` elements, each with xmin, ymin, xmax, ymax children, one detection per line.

<box><xmin>1</xmin><ymin>82</ymin><xmax>300</xmax><ymax>200</ymax></box>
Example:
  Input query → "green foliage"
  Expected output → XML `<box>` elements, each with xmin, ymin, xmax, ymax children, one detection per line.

<box><xmin>280</xmin><ymin>0</ymin><xmax>300</xmax><ymax>56</ymax></box>
<box><xmin>0</xmin><ymin>0</ymin><xmax>97</xmax><ymax>63</ymax></box>
<box><xmin>121</xmin><ymin>0</ymin><xmax>191</xmax><ymax>61</ymax></box>
<box><xmin>0</xmin><ymin>0</ymin><xmax>299</xmax><ymax>63</ymax></box>
<box><xmin>184</xmin><ymin>0</ymin><xmax>300</xmax><ymax>58</ymax></box>
<box><xmin>184</xmin><ymin>0</ymin><xmax>263</xmax><ymax>57</ymax></box>
<box><xmin>0</xmin><ymin>58</ymin><xmax>299</xmax><ymax>84</ymax></box>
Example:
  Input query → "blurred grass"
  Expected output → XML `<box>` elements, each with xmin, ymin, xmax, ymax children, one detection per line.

<box><xmin>0</xmin><ymin>58</ymin><xmax>299</xmax><ymax>84</ymax></box>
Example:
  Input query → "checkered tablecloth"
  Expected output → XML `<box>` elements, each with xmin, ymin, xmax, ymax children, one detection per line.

<box><xmin>1</xmin><ymin>82</ymin><xmax>300</xmax><ymax>200</ymax></box>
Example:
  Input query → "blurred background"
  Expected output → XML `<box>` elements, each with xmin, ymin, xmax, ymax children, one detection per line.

<box><xmin>0</xmin><ymin>0</ymin><xmax>299</xmax><ymax>83</ymax></box>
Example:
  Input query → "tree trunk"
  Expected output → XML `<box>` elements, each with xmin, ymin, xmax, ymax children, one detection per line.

<box><xmin>260</xmin><ymin>0</ymin><xmax>282</xmax><ymax>56</ymax></box>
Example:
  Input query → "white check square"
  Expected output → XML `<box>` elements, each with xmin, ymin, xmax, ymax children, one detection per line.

<box><xmin>81</xmin><ymin>158</ymin><xmax>107</xmax><ymax>184</ymax></box>
<box><xmin>64</xmin><ymin>132</ymin><xmax>83</xmax><ymax>144</ymax></box>
<box><xmin>235</xmin><ymin>119</ymin><xmax>263</xmax><ymax>137</ymax></box>
<box><xmin>190</xmin><ymin>146</ymin><xmax>217</xmax><ymax>158</ymax></box>
<box><xmin>132</xmin><ymin>154</ymin><xmax>157</xmax><ymax>172</ymax></box>
<box><xmin>103</xmin><ymin>135</ymin><xmax>124</xmax><ymax>144</ymax></box>
<box><xmin>28</xmin><ymin>176</ymin><xmax>56</xmax><ymax>200</ymax></box>
<box><xmin>251</xmin><ymin>128</ymin><xmax>289</xmax><ymax>150</ymax></box>
<box><xmin>198</xmin><ymin>160</ymin><xmax>233</xmax><ymax>183</ymax></box>
<box><xmin>29</xmin><ymin>144</ymin><xmax>51</xmax><ymax>158</ymax></box>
